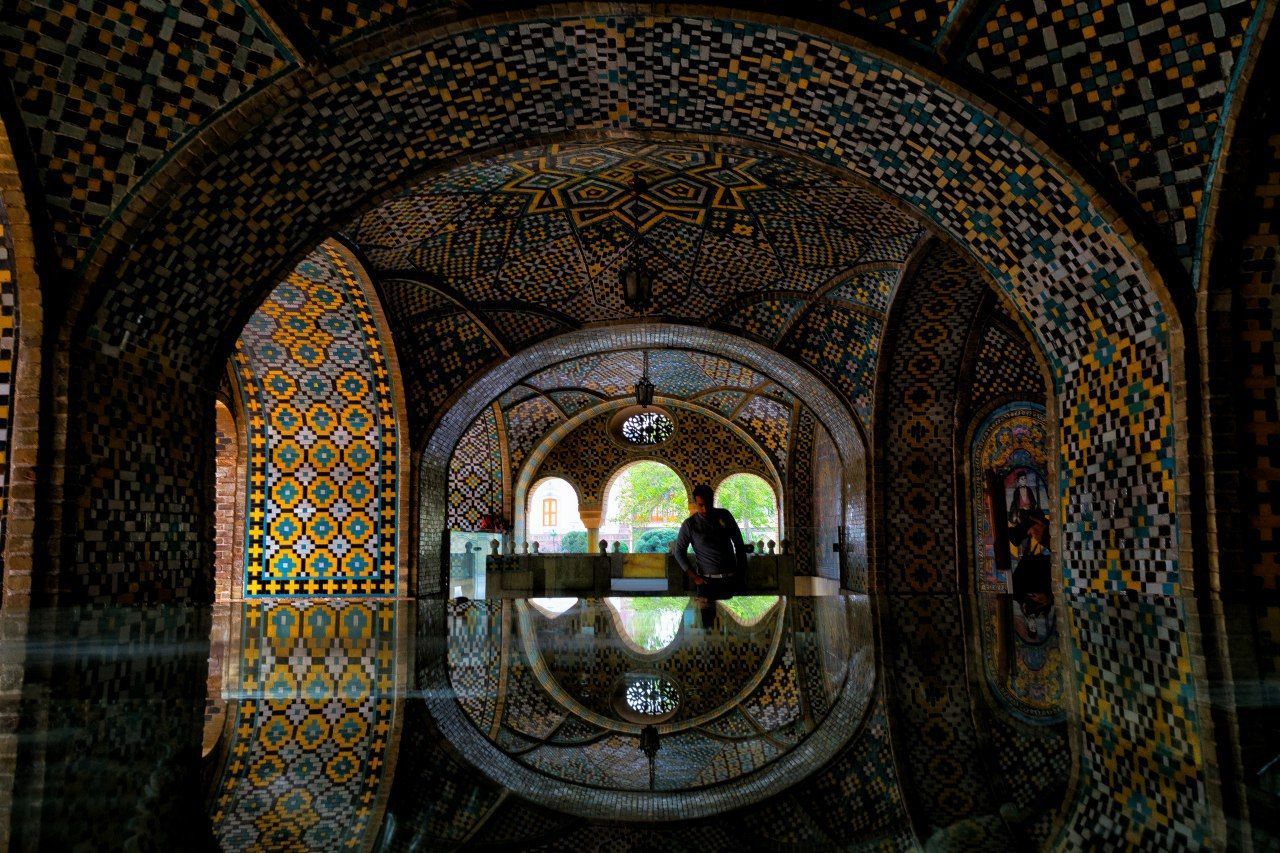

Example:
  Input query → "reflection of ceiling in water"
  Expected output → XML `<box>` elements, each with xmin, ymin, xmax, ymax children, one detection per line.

<box><xmin>442</xmin><ymin>595</ymin><xmax>873</xmax><ymax>817</ymax></box>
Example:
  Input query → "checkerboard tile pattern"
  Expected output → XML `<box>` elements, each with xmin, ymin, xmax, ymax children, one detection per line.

<box><xmin>446</xmin><ymin>405</ymin><xmax>503</xmax><ymax>531</ymax></box>
<box><xmin>966</xmin><ymin>0</ymin><xmax>1268</xmax><ymax>267</ymax></box>
<box><xmin>1063</xmin><ymin>593</ymin><xmax>1210</xmax><ymax>847</ymax></box>
<box><xmin>1</xmin><ymin>0</ymin><xmax>291</xmax><ymax>264</ymax></box>
<box><xmin>504</xmin><ymin>396</ymin><xmax>563</xmax><ymax>483</ymax></box>
<box><xmin>970</xmin><ymin>312</ymin><xmax>1046</xmax><ymax>410</ymax></box>
<box><xmin>780</xmin><ymin>298</ymin><xmax>883</xmax><ymax>425</ymax></box>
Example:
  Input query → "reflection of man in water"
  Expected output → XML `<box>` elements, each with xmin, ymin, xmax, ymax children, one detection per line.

<box><xmin>671</xmin><ymin>484</ymin><xmax>748</xmax><ymax>598</ymax></box>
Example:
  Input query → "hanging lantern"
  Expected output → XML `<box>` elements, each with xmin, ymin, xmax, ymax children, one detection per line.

<box><xmin>621</xmin><ymin>261</ymin><xmax>654</xmax><ymax>313</ymax></box>
<box><xmin>634</xmin><ymin>350</ymin><xmax>655</xmax><ymax>407</ymax></box>
<box><xmin>620</xmin><ymin>171</ymin><xmax>654</xmax><ymax>313</ymax></box>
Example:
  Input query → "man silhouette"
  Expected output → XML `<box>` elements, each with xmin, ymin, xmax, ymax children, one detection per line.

<box><xmin>670</xmin><ymin>483</ymin><xmax>749</xmax><ymax>597</ymax></box>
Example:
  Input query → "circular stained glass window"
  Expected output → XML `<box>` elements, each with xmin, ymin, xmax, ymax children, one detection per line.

<box><xmin>620</xmin><ymin>410</ymin><xmax>674</xmax><ymax>446</ymax></box>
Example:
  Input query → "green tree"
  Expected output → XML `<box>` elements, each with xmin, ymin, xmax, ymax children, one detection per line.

<box><xmin>609</xmin><ymin>462</ymin><xmax>686</xmax><ymax>525</ymax></box>
<box><xmin>715</xmin><ymin>473</ymin><xmax>778</xmax><ymax>544</ymax></box>
<box><xmin>635</xmin><ymin>527</ymin><xmax>679</xmax><ymax>553</ymax></box>
<box><xmin>559</xmin><ymin>530</ymin><xmax>588</xmax><ymax>553</ymax></box>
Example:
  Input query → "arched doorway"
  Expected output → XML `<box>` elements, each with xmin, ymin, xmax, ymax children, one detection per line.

<box><xmin>602</xmin><ymin>461</ymin><xmax>689</xmax><ymax>555</ymax></box>
<box><xmin>527</xmin><ymin>477</ymin><xmax>587</xmax><ymax>554</ymax></box>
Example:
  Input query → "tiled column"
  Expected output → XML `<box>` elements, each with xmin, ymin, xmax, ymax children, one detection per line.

<box><xmin>579</xmin><ymin>507</ymin><xmax>602</xmax><ymax>553</ymax></box>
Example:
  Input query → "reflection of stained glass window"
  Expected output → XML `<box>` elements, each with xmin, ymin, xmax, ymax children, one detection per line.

<box><xmin>624</xmin><ymin>675</ymin><xmax>679</xmax><ymax>717</ymax></box>
<box><xmin>620</xmin><ymin>411</ymin><xmax>674</xmax><ymax>446</ymax></box>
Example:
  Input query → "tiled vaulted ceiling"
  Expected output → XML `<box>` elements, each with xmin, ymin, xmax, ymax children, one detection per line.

<box><xmin>349</xmin><ymin>141</ymin><xmax>919</xmax><ymax>436</ymax></box>
<box><xmin>346</xmin><ymin>141</ymin><xmax>921</xmax><ymax>323</ymax></box>
<box><xmin>1</xmin><ymin>1</ymin><xmax>1264</xmax><ymax>281</ymax></box>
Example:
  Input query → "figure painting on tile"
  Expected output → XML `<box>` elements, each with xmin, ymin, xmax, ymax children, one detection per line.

<box><xmin>972</xmin><ymin>405</ymin><xmax>1063</xmax><ymax>721</ymax></box>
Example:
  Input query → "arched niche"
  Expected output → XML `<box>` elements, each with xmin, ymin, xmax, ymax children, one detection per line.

<box><xmin>525</xmin><ymin>476</ymin><xmax>587</xmax><ymax>554</ymax></box>
<box><xmin>226</xmin><ymin>238</ymin><xmax>411</xmax><ymax>598</ymax></box>
<box><xmin>966</xmin><ymin>402</ymin><xmax>1065</xmax><ymax>723</ymax></box>
<box><xmin>473</xmin><ymin>336</ymin><xmax>845</xmax><ymax>583</ymax></box>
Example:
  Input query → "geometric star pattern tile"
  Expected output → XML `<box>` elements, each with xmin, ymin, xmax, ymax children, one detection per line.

<box><xmin>349</xmin><ymin>141</ymin><xmax>921</xmax><ymax>329</ymax></box>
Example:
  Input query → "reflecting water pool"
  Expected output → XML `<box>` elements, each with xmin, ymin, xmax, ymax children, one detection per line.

<box><xmin>8</xmin><ymin>593</ymin><xmax>1278</xmax><ymax>849</ymax></box>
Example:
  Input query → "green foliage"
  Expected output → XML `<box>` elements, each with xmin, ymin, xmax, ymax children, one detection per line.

<box><xmin>720</xmin><ymin>596</ymin><xmax>780</xmax><ymax>624</ymax></box>
<box><xmin>714</xmin><ymin>473</ymin><xmax>778</xmax><ymax>542</ymax></box>
<box><xmin>610</xmin><ymin>461</ymin><xmax>686</xmax><ymax>525</ymax></box>
<box><xmin>635</xmin><ymin>527</ymin><xmax>679</xmax><ymax>553</ymax></box>
<box><xmin>559</xmin><ymin>530</ymin><xmax>588</xmax><ymax>553</ymax></box>
<box><xmin>618</xmin><ymin>597</ymin><xmax>690</xmax><ymax>650</ymax></box>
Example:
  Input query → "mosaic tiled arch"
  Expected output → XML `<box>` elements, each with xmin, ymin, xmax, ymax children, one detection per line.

<box><xmin>33</xmin><ymin>14</ymin><xmax>1209</xmax><ymax>844</ymax></box>
<box><xmin>873</xmin><ymin>240</ymin><xmax>1207</xmax><ymax>846</ymax></box>
<box><xmin>509</xmin><ymin>397</ymin><xmax>783</xmax><ymax>542</ymax></box>
<box><xmin>66</xmin><ymin>14</ymin><xmax>1187</xmax><ymax>602</ymax></box>
<box><xmin>534</xmin><ymin>403</ymin><xmax>774</xmax><ymax>507</ymax></box>
<box><xmin>446</xmin><ymin>347</ymin><xmax>803</xmax><ymax>534</ymax></box>
<box><xmin>426</xmin><ymin>324</ymin><xmax>867</xmax><ymax>594</ymax></box>
<box><xmin>6</xmin><ymin>1</ymin><xmax>1265</xmax><ymax>282</ymax></box>
<box><xmin>231</xmin><ymin>239</ymin><xmax>406</xmax><ymax>597</ymax></box>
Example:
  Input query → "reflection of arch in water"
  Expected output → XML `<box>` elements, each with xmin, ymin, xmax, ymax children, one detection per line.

<box><xmin>719</xmin><ymin>596</ymin><xmax>782</xmax><ymax>628</ymax></box>
<box><xmin>528</xmin><ymin>598</ymin><xmax>579</xmax><ymax>619</ymax></box>
<box><xmin>602</xmin><ymin>596</ymin><xmax>691</xmax><ymax>657</ymax></box>
<box><xmin>521</xmin><ymin>599</ymin><xmax>787</xmax><ymax>736</ymax></box>
<box><xmin>437</xmin><ymin>595</ymin><xmax>874</xmax><ymax>819</ymax></box>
